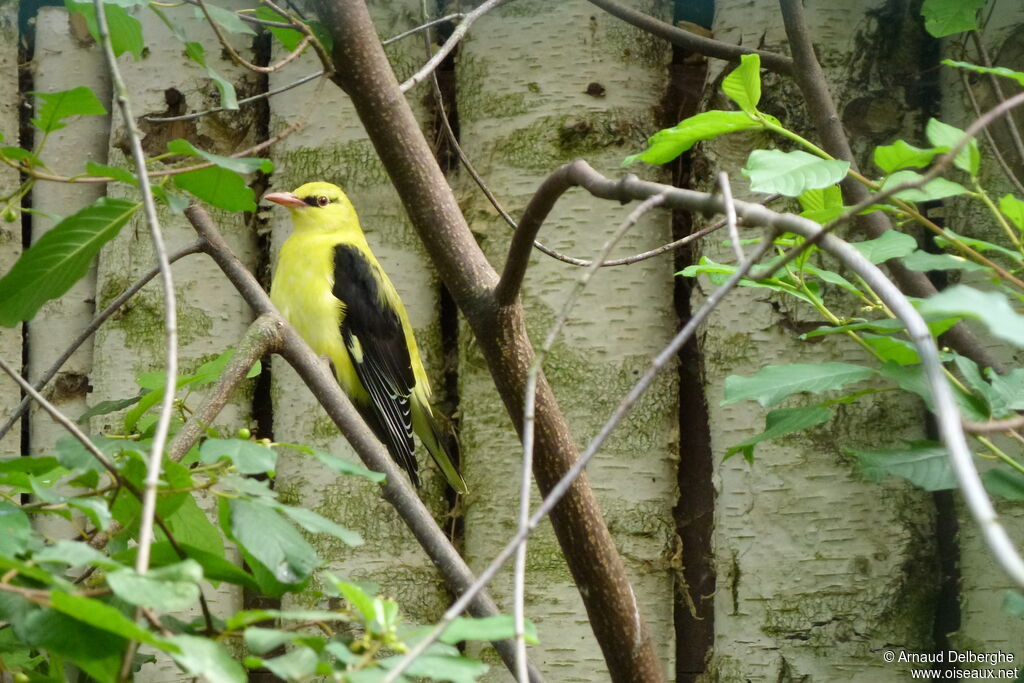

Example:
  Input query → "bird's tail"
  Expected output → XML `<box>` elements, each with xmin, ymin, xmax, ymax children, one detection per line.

<box><xmin>413</xmin><ymin>401</ymin><xmax>468</xmax><ymax>494</ymax></box>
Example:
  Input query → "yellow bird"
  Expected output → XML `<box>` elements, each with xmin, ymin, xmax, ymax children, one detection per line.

<box><xmin>265</xmin><ymin>181</ymin><xmax>467</xmax><ymax>494</ymax></box>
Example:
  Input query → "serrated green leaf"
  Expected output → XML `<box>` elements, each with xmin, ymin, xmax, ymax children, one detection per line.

<box><xmin>942</xmin><ymin>59</ymin><xmax>1024</xmax><ymax>87</ymax></box>
<box><xmin>722</xmin><ymin>53</ymin><xmax>761</xmax><ymax>114</ymax></box>
<box><xmin>925</xmin><ymin>118</ymin><xmax>980</xmax><ymax>175</ymax></box>
<box><xmin>623</xmin><ymin>110</ymin><xmax>765</xmax><ymax>166</ymax></box>
<box><xmin>441</xmin><ymin>615</ymin><xmax>539</xmax><ymax>645</ymax></box>
<box><xmin>68</xmin><ymin>497</ymin><xmax>113</xmax><ymax>532</ymax></box>
<box><xmin>873</xmin><ymin>140</ymin><xmax>945</xmax><ymax>173</ymax></box>
<box><xmin>34</xmin><ymin>540</ymin><xmax>121</xmax><ymax>570</ymax></box>
<box><xmin>879</xmin><ymin>170</ymin><xmax>968</xmax><ymax>202</ymax></box>
<box><xmin>167</xmin><ymin>634</ymin><xmax>245</xmax><ymax>683</ymax></box>
<box><xmin>193</xmin><ymin>3</ymin><xmax>256</xmax><ymax>35</ymax></box>
<box><xmin>277</xmin><ymin>504</ymin><xmax>363</xmax><ymax>547</ymax></box>
<box><xmin>30</xmin><ymin>87</ymin><xmax>107</xmax><ymax>132</ymax></box>
<box><xmin>742</xmin><ymin>149</ymin><xmax>850</xmax><ymax>197</ymax></box>
<box><xmin>107</xmin><ymin>561</ymin><xmax>203</xmax><ymax>611</ymax></box>
<box><xmin>921</xmin><ymin>0</ymin><xmax>985</xmax><ymax>37</ymax></box>
<box><xmin>852</xmin><ymin>441</ymin><xmax>955</xmax><ymax>490</ymax></box>
<box><xmin>877</xmin><ymin>361</ymin><xmax>988</xmax><ymax>421</ymax></box>
<box><xmin>849</xmin><ymin>230</ymin><xmax>917</xmax><ymax>264</ymax></box>
<box><xmin>77</xmin><ymin>394</ymin><xmax>143</xmax><ymax>424</ymax></box>
<box><xmin>173</xmin><ymin>166</ymin><xmax>255</xmax><ymax>211</ymax></box>
<box><xmin>724</xmin><ymin>405</ymin><xmax>832</xmax><ymax>462</ymax></box>
<box><xmin>229</xmin><ymin>499</ymin><xmax>318</xmax><ymax>584</ymax></box>
<box><xmin>167</xmin><ymin>139</ymin><xmax>272</xmax><ymax>174</ymax></box>
<box><xmin>803</xmin><ymin>264</ymin><xmax>861</xmax><ymax>295</ymax></box>
<box><xmin>798</xmin><ymin>185</ymin><xmax>843</xmax><ymax>213</ymax></box>
<box><xmin>935</xmin><ymin>228</ymin><xmax>1023</xmax><ymax>261</ymax></box>
<box><xmin>0</xmin><ymin>502</ymin><xmax>31</xmax><ymax>558</ymax></box>
<box><xmin>380</xmin><ymin>653</ymin><xmax>488</xmax><ymax>683</ymax></box>
<box><xmin>180</xmin><ymin>41</ymin><xmax>238</xmax><ymax>110</ymax></box>
<box><xmin>723</xmin><ymin>362</ymin><xmax>875</xmax><ymax>408</ymax></box>
<box><xmin>0</xmin><ymin>198</ymin><xmax>139</xmax><ymax>326</ymax></box>
<box><xmin>55</xmin><ymin>434</ymin><xmax>122</xmax><ymax>473</ymax></box>
<box><xmin>917</xmin><ymin>285</ymin><xmax>1024</xmax><ymax>347</ymax></box>
<box><xmin>902</xmin><ymin>250</ymin><xmax>987</xmax><ymax>273</ymax></box>
<box><xmin>163</xmin><ymin>494</ymin><xmax>225</xmax><ymax>558</ymax></box>
<box><xmin>200</xmin><ymin>438</ymin><xmax>277</xmax><ymax>475</ymax></box>
<box><xmin>85</xmin><ymin>162</ymin><xmax>137</xmax><ymax>186</ymax></box>
<box><xmin>255</xmin><ymin>646</ymin><xmax>320</xmax><ymax>681</ymax></box>
<box><xmin>65</xmin><ymin>1</ymin><xmax>144</xmax><ymax>59</ymax></box>
<box><xmin>49</xmin><ymin>592</ymin><xmax>174</xmax><ymax>651</ymax></box>
<box><xmin>335</xmin><ymin>579</ymin><xmax>377</xmax><ymax>624</ymax></box>
<box><xmin>862</xmin><ymin>333</ymin><xmax>920</xmax><ymax>365</ymax></box>
<box><xmin>253</xmin><ymin>7</ymin><xmax>304</xmax><ymax>50</ymax></box>
<box><xmin>987</xmin><ymin>369</ymin><xmax>1024</xmax><ymax>413</ymax></box>
<box><xmin>999</xmin><ymin>194</ymin><xmax>1024</xmax><ymax>231</ymax></box>
<box><xmin>982</xmin><ymin>469</ymin><xmax>1024</xmax><ymax>501</ymax></box>
<box><xmin>308</xmin><ymin>447</ymin><xmax>386</xmax><ymax>483</ymax></box>
<box><xmin>16</xmin><ymin>606</ymin><xmax>126</xmax><ymax>683</ymax></box>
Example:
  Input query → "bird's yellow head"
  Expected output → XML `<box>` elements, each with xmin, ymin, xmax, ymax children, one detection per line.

<box><xmin>263</xmin><ymin>181</ymin><xmax>359</xmax><ymax>234</ymax></box>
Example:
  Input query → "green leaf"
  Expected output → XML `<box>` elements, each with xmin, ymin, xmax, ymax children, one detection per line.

<box><xmin>228</xmin><ymin>499</ymin><xmax>318</xmax><ymax>584</ymax></box>
<box><xmin>873</xmin><ymin>140</ymin><xmax>945</xmax><ymax>173</ymax></box>
<box><xmin>34</xmin><ymin>540</ymin><xmax>121</xmax><ymax>570</ymax></box>
<box><xmin>227</xmin><ymin>608</ymin><xmax>349</xmax><ymax>631</ymax></box>
<box><xmin>69</xmin><ymin>497</ymin><xmax>114</xmax><ymax>532</ymax></box>
<box><xmin>65</xmin><ymin>1</ymin><xmax>144</xmax><ymax>59</ymax></box>
<box><xmin>181</xmin><ymin>42</ymin><xmax>238</xmax><ymax>110</ymax></box>
<box><xmin>877</xmin><ymin>362</ymin><xmax>988</xmax><ymax>421</ymax></box>
<box><xmin>277</xmin><ymin>505</ymin><xmax>363</xmax><ymax>547</ymax></box>
<box><xmin>167</xmin><ymin>634</ymin><xmax>245</xmax><ymax>683</ymax></box>
<box><xmin>0</xmin><ymin>502</ymin><xmax>31</xmax><ymax>557</ymax></box>
<box><xmin>879</xmin><ymin>170</ymin><xmax>968</xmax><ymax>202</ymax></box>
<box><xmin>49</xmin><ymin>591</ymin><xmax>174</xmax><ymax>651</ymax></box>
<box><xmin>55</xmin><ymin>434</ymin><xmax>123</xmax><ymax>473</ymax></box>
<box><xmin>163</xmin><ymin>494</ymin><xmax>225</xmax><ymax>558</ymax></box>
<box><xmin>723</xmin><ymin>362</ymin><xmax>875</xmax><ymax>408</ymax></box>
<box><xmin>848</xmin><ymin>230</ymin><xmax>917</xmax><ymax>264</ymax></box>
<box><xmin>742</xmin><ymin>149</ymin><xmax>850</xmax><ymax>197</ymax></box>
<box><xmin>200</xmin><ymin>438</ymin><xmax>277</xmax><ymax>475</ymax></box>
<box><xmin>982</xmin><ymin>469</ymin><xmax>1024</xmax><ymax>501</ymax></box>
<box><xmin>173</xmin><ymin>166</ymin><xmax>255</xmax><ymax>212</ymax></box>
<box><xmin>803</xmin><ymin>264</ymin><xmax>861</xmax><ymax>295</ymax></box>
<box><xmin>85</xmin><ymin>162</ymin><xmax>138</xmax><ymax>186</ymax></box>
<box><xmin>798</xmin><ymin>185</ymin><xmax>845</xmax><ymax>224</ymax></box>
<box><xmin>304</xmin><ymin>446</ymin><xmax>385</xmax><ymax>483</ymax></box>
<box><xmin>724</xmin><ymin>405</ymin><xmax>832</xmax><ymax>462</ymax></box>
<box><xmin>380</xmin><ymin>653</ymin><xmax>488</xmax><ymax>683</ymax></box>
<box><xmin>935</xmin><ymin>228</ymin><xmax>1023</xmax><ymax>261</ymax></box>
<box><xmin>0</xmin><ymin>198</ymin><xmax>138</xmax><ymax>326</ymax></box>
<box><xmin>254</xmin><ymin>647</ymin><xmax>320</xmax><ymax>681</ymax></box>
<box><xmin>722</xmin><ymin>53</ymin><xmax>761</xmax><ymax>114</ymax></box>
<box><xmin>920</xmin><ymin>0</ymin><xmax>985</xmax><ymax>37</ymax></box>
<box><xmin>253</xmin><ymin>7</ymin><xmax>303</xmax><ymax>50</ymax></box>
<box><xmin>1002</xmin><ymin>591</ymin><xmax>1024</xmax><ymax>619</ymax></box>
<box><xmin>902</xmin><ymin>250</ymin><xmax>987</xmax><ymax>273</ymax></box>
<box><xmin>925</xmin><ymin>118</ymin><xmax>980</xmax><ymax>175</ymax></box>
<box><xmin>987</xmin><ymin>369</ymin><xmax>1024</xmax><ymax>413</ymax></box>
<box><xmin>440</xmin><ymin>615</ymin><xmax>538</xmax><ymax>646</ymax></box>
<box><xmin>999</xmin><ymin>194</ymin><xmax>1024</xmax><ymax>231</ymax></box>
<box><xmin>623</xmin><ymin>110</ymin><xmax>765</xmax><ymax>166</ymax></box>
<box><xmin>335</xmin><ymin>579</ymin><xmax>377</xmax><ymax>624</ymax></box>
<box><xmin>166</xmin><ymin>139</ymin><xmax>272</xmax><ymax>175</ymax></box>
<box><xmin>852</xmin><ymin>441</ymin><xmax>955</xmax><ymax>490</ymax></box>
<box><xmin>942</xmin><ymin>59</ymin><xmax>1024</xmax><ymax>87</ymax></box>
<box><xmin>107</xmin><ymin>561</ymin><xmax>203</xmax><ymax>611</ymax></box>
<box><xmin>917</xmin><ymin>285</ymin><xmax>1024</xmax><ymax>347</ymax></box>
<box><xmin>30</xmin><ymin>87</ymin><xmax>107</xmax><ymax>132</ymax></box>
<box><xmin>77</xmin><ymin>394</ymin><xmax>143</xmax><ymax>423</ymax></box>
<box><xmin>861</xmin><ymin>333</ymin><xmax>920</xmax><ymax>366</ymax></box>
<box><xmin>193</xmin><ymin>3</ymin><xmax>256</xmax><ymax>35</ymax></box>
<box><xmin>16</xmin><ymin>607</ymin><xmax>126</xmax><ymax>683</ymax></box>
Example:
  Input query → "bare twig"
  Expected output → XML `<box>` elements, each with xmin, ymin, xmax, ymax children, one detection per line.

<box><xmin>719</xmin><ymin>171</ymin><xmax>743</xmax><ymax>262</ymax></box>
<box><xmin>960</xmin><ymin>71</ymin><xmax>1024</xmax><ymax>196</ymax></box>
<box><xmin>400</xmin><ymin>0</ymin><xmax>512</xmax><ymax>93</ymax></box>
<box><xmin>383</xmin><ymin>13</ymin><xmax>465</xmax><ymax>46</ymax></box>
<box><xmin>0</xmin><ymin>242</ymin><xmax>203</xmax><ymax>443</ymax></box>
<box><xmin>93</xmin><ymin>0</ymin><xmax>177</xmax><ymax>578</ymax></box>
<box><xmin>963</xmin><ymin>415</ymin><xmax>1024</xmax><ymax>434</ymax></box>
<box><xmin>971</xmin><ymin>30</ymin><xmax>1024</xmax><ymax>166</ymax></box>
<box><xmin>586</xmin><ymin>0</ymin><xmax>794</xmax><ymax>74</ymax></box>
<box><xmin>145</xmin><ymin>71</ymin><xmax>324</xmax><ymax>123</ymax></box>
<box><xmin>196</xmin><ymin>0</ymin><xmax>311</xmax><ymax>74</ymax></box>
<box><xmin>514</xmin><ymin>193</ymin><xmax>666</xmax><ymax>681</ymax></box>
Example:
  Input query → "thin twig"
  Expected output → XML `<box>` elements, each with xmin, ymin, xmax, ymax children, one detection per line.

<box><xmin>178</xmin><ymin>0</ymin><xmax>296</xmax><ymax>29</ymax></box>
<box><xmin>386</xmin><ymin>224</ymin><xmax>776</xmax><ymax>683</ymax></box>
<box><xmin>514</xmin><ymin>193</ymin><xmax>666</xmax><ymax>681</ymax></box>
<box><xmin>719</xmin><ymin>171</ymin><xmax>743</xmax><ymax>262</ymax></box>
<box><xmin>383</xmin><ymin>13</ymin><xmax>465</xmax><ymax>46</ymax></box>
<box><xmin>93</xmin><ymin>0</ymin><xmax>177</xmax><ymax>579</ymax></box>
<box><xmin>971</xmin><ymin>30</ymin><xmax>1024</xmax><ymax>166</ymax></box>
<box><xmin>960</xmin><ymin>71</ymin><xmax>1024</xmax><ymax>196</ymax></box>
<box><xmin>0</xmin><ymin>242</ymin><xmax>203</xmax><ymax>443</ymax></box>
<box><xmin>963</xmin><ymin>415</ymin><xmax>1024</xmax><ymax>434</ymax></box>
<box><xmin>399</xmin><ymin>0</ymin><xmax>512</xmax><ymax>93</ymax></box>
<box><xmin>586</xmin><ymin>0</ymin><xmax>793</xmax><ymax>74</ymax></box>
<box><xmin>144</xmin><ymin>71</ymin><xmax>324</xmax><ymax>123</ymax></box>
<box><xmin>196</xmin><ymin>0</ymin><xmax>311</xmax><ymax>74</ymax></box>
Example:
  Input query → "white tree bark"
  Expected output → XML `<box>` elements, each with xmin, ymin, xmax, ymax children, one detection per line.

<box><xmin>455</xmin><ymin>0</ymin><xmax>678</xmax><ymax>677</ymax></box>
<box><xmin>0</xmin><ymin>2</ymin><xmax>21</xmax><ymax>454</ymax></box>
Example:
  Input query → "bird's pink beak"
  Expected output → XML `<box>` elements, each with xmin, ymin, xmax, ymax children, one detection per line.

<box><xmin>263</xmin><ymin>191</ymin><xmax>306</xmax><ymax>209</ymax></box>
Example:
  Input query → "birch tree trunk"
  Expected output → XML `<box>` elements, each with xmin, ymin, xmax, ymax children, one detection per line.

<box><xmin>454</xmin><ymin>0</ymin><xmax>678</xmax><ymax>677</ymax></box>
<box><xmin>0</xmin><ymin>2</ymin><xmax>20</xmax><ymax>453</ymax></box>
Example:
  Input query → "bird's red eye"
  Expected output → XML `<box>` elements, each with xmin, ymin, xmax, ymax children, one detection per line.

<box><xmin>317</xmin><ymin>195</ymin><xmax>329</xmax><ymax>207</ymax></box>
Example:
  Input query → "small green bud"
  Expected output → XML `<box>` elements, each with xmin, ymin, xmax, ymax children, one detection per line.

<box><xmin>3</xmin><ymin>208</ymin><xmax>17</xmax><ymax>223</ymax></box>
<box><xmin>236</xmin><ymin>427</ymin><xmax>252</xmax><ymax>440</ymax></box>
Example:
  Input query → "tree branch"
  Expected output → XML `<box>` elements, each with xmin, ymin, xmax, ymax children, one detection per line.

<box><xmin>312</xmin><ymin>2</ymin><xmax>664</xmax><ymax>680</ymax></box>
<box><xmin>587</xmin><ymin>0</ymin><xmax>794</xmax><ymax>74</ymax></box>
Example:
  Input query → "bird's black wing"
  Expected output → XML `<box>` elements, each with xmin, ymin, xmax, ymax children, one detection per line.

<box><xmin>331</xmin><ymin>244</ymin><xmax>419</xmax><ymax>486</ymax></box>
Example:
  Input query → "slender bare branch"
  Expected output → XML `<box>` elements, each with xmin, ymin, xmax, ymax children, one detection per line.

<box><xmin>400</xmin><ymin>0</ymin><xmax>512</xmax><ymax>93</ymax></box>
<box><xmin>93</xmin><ymin>0</ymin><xmax>177</xmax><ymax>578</ymax></box>
<box><xmin>384</xmin><ymin>13</ymin><xmax>465</xmax><ymax>46</ymax></box>
<box><xmin>963</xmin><ymin>416</ymin><xmax>1024</xmax><ymax>434</ymax></box>
<box><xmin>587</xmin><ymin>0</ymin><xmax>793</xmax><ymax>74</ymax></box>
<box><xmin>960</xmin><ymin>72</ymin><xmax>1024</xmax><ymax>196</ymax></box>
<box><xmin>970</xmin><ymin>30</ymin><xmax>1024</xmax><ymax>166</ymax></box>
<box><xmin>719</xmin><ymin>171</ymin><xmax>743</xmax><ymax>262</ymax></box>
<box><xmin>145</xmin><ymin>71</ymin><xmax>324</xmax><ymax>123</ymax></box>
<box><xmin>197</xmin><ymin>0</ymin><xmax>312</xmax><ymax>74</ymax></box>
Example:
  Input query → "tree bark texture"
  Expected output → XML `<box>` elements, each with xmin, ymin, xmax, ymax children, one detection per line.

<box><xmin>0</xmin><ymin>3</ymin><xmax>21</xmax><ymax>453</ymax></box>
